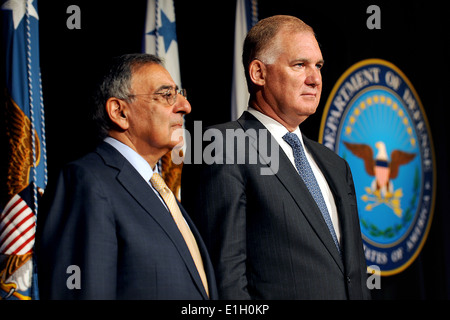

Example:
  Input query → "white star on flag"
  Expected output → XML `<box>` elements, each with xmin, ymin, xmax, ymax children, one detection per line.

<box><xmin>143</xmin><ymin>0</ymin><xmax>181</xmax><ymax>88</ymax></box>
<box><xmin>1</xmin><ymin>0</ymin><xmax>39</xmax><ymax>30</ymax></box>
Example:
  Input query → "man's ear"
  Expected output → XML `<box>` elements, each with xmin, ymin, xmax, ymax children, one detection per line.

<box><xmin>106</xmin><ymin>97</ymin><xmax>129</xmax><ymax>131</ymax></box>
<box><xmin>249</xmin><ymin>59</ymin><xmax>266</xmax><ymax>87</ymax></box>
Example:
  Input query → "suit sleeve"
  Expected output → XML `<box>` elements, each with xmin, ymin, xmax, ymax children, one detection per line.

<box><xmin>345</xmin><ymin>160</ymin><xmax>372</xmax><ymax>299</ymax></box>
<box><xmin>36</xmin><ymin>163</ymin><xmax>118</xmax><ymax>299</ymax></box>
<box><xmin>184</xmin><ymin>160</ymin><xmax>251</xmax><ymax>300</ymax></box>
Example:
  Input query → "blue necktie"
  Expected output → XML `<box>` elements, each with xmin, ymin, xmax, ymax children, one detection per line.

<box><xmin>283</xmin><ymin>132</ymin><xmax>341</xmax><ymax>254</ymax></box>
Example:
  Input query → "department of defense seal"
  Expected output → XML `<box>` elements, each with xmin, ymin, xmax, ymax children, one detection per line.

<box><xmin>319</xmin><ymin>59</ymin><xmax>436</xmax><ymax>276</ymax></box>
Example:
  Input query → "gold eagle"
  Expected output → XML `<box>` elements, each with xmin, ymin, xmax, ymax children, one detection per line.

<box><xmin>1</xmin><ymin>92</ymin><xmax>40</xmax><ymax>208</ymax></box>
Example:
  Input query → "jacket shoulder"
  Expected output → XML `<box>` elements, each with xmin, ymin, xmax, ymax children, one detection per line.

<box><xmin>304</xmin><ymin>136</ymin><xmax>346</xmax><ymax>162</ymax></box>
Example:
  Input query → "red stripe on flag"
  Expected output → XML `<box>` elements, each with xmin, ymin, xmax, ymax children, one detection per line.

<box><xmin>0</xmin><ymin>201</ymin><xmax>29</xmax><ymax>238</ymax></box>
<box><xmin>0</xmin><ymin>196</ymin><xmax>22</xmax><ymax>219</ymax></box>
<box><xmin>12</xmin><ymin>225</ymin><xmax>36</xmax><ymax>255</ymax></box>
<box><xmin>0</xmin><ymin>211</ymin><xmax>35</xmax><ymax>251</ymax></box>
<box><xmin>2</xmin><ymin>218</ymin><xmax>35</xmax><ymax>254</ymax></box>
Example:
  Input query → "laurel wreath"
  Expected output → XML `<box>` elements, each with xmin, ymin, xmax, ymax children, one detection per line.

<box><xmin>360</xmin><ymin>167</ymin><xmax>420</xmax><ymax>239</ymax></box>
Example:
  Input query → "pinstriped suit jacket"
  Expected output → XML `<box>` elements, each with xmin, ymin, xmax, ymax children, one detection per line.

<box><xmin>183</xmin><ymin>112</ymin><xmax>371</xmax><ymax>299</ymax></box>
<box><xmin>36</xmin><ymin>142</ymin><xmax>217</xmax><ymax>299</ymax></box>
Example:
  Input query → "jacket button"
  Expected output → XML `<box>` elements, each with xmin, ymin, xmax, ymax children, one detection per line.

<box><xmin>346</xmin><ymin>276</ymin><xmax>351</xmax><ymax>283</ymax></box>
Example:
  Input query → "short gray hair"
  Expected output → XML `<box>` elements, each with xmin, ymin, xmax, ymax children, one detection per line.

<box><xmin>91</xmin><ymin>53</ymin><xmax>163</xmax><ymax>141</ymax></box>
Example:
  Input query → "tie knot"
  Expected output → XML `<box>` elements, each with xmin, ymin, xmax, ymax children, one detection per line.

<box><xmin>283</xmin><ymin>132</ymin><xmax>302</xmax><ymax>149</ymax></box>
<box><xmin>150</xmin><ymin>172</ymin><xmax>169</xmax><ymax>193</ymax></box>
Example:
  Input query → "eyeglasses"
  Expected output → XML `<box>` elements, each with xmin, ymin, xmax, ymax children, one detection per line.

<box><xmin>128</xmin><ymin>88</ymin><xmax>187</xmax><ymax>106</ymax></box>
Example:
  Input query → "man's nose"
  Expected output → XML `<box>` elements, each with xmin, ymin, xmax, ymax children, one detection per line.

<box><xmin>305</xmin><ymin>67</ymin><xmax>322</xmax><ymax>87</ymax></box>
<box><xmin>175</xmin><ymin>94</ymin><xmax>191</xmax><ymax>114</ymax></box>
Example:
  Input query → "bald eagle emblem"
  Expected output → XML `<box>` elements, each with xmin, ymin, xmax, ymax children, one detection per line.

<box><xmin>320</xmin><ymin>59</ymin><xmax>435</xmax><ymax>275</ymax></box>
<box><xmin>343</xmin><ymin>141</ymin><xmax>416</xmax><ymax>217</ymax></box>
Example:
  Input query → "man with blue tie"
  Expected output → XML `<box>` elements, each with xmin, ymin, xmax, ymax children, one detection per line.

<box><xmin>183</xmin><ymin>15</ymin><xmax>371</xmax><ymax>299</ymax></box>
<box><xmin>36</xmin><ymin>53</ymin><xmax>217</xmax><ymax>299</ymax></box>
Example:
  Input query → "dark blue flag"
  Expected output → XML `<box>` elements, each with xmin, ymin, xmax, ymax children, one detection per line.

<box><xmin>1</xmin><ymin>0</ymin><xmax>46</xmax><ymax>300</ymax></box>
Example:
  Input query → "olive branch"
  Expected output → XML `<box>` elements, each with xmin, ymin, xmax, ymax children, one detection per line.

<box><xmin>360</xmin><ymin>167</ymin><xmax>420</xmax><ymax>239</ymax></box>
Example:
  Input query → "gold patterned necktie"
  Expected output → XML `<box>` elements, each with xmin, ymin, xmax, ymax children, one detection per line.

<box><xmin>150</xmin><ymin>172</ymin><xmax>209</xmax><ymax>297</ymax></box>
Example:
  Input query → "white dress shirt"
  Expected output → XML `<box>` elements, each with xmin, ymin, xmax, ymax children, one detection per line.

<box><xmin>247</xmin><ymin>108</ymin><xmax>341</xmax><ymax>243</ymax></box>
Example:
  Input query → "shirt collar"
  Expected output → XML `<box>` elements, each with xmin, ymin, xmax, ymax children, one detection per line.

<box><xmin>247</xmin><ymin>107</ymin><xmax>305</xmax><ymax>146</ymax></box>
<box><xmin>104</xmin><ymin>137</ymin><xmax>155</xmax><ymax>182</ymax></box>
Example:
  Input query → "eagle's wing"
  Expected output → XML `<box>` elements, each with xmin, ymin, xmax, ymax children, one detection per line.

<box><xmin>389</xmin><ymin>150</ymin><xmax>416</xmax><ymax>179</ymax></box>
<box><xmin>343</xmin><ymin>141</ymin><xmax>375</xmax><ymax>176</ymax></box>
<box><xmin>1</xmin><ymin>96</ymin><xmax>38</xmax><ymax>207</ymax></box>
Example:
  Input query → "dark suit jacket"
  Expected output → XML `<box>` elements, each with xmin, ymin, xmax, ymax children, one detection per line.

<box><xmin>36</xmin><ymin>142</ymin><xmax>217</xmax><ymax>300</ymax></box>
<box><xmin>183</xmin><ymin>112</ymin><xmax>371</xmax><ymax>299</ymax></box>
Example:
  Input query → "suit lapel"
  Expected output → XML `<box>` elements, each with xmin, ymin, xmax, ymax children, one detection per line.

<box><xmin>96</xmin><ymin>142</ymin><xmax>209</xmax><ymax>299</ymax></box>
<box><xmin>304</xmin><ymin>137</ymin><xmax>359</xmax><ymax>272</ymax></box>
<box><xmin>180</xmin><ymin>204</ymin><xmax>218</xmax><ymax>299</ymax></box>
<box><xmin>301</xmin><ymin>137</ymin><xmax>346</xmax><ymax>267</ymax></box>
<box><xmin>237</xmin><ymin>112</ymin><xmax>344</xmax><ymax>272</ymax></box>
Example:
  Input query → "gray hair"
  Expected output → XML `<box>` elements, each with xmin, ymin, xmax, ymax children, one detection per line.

<box><xmin>91</xmin><ymin>53</ymin><xmax>163</xmax><ymax>141</ymax></box>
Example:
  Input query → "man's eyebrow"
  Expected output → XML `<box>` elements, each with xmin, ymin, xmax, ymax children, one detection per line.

<box><xmin>291</xmin><ymin>58</ymin><xmax>325</xmax><ymax>65</ymax></box>
<box><xmin>155</xmin><ymin>84</ymin><xmax>177</xmax><ymax>92</ymax></box>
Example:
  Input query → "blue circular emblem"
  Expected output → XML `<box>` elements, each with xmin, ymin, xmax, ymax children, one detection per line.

<box><xmin>319</xmin><ymin>59</ymin><xmax>436</xmax><ymax>276</ymax></box>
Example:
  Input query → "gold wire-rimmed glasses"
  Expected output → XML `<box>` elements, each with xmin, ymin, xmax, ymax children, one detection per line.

<box><xmin>128</xmin><ymin>87</ymin><xmax>187</xmax><ymax>106</ymax></box>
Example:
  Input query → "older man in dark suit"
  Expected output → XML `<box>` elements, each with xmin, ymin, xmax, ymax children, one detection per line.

<box><xmin>36</xmin><ymin>53</ymin><xmax>217</xmax><ymax>300</ymax></box>
<box><xmin>183</xmin><ymin>15</ymin><xmax>370</xmax><ymax>299</ymax></box>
